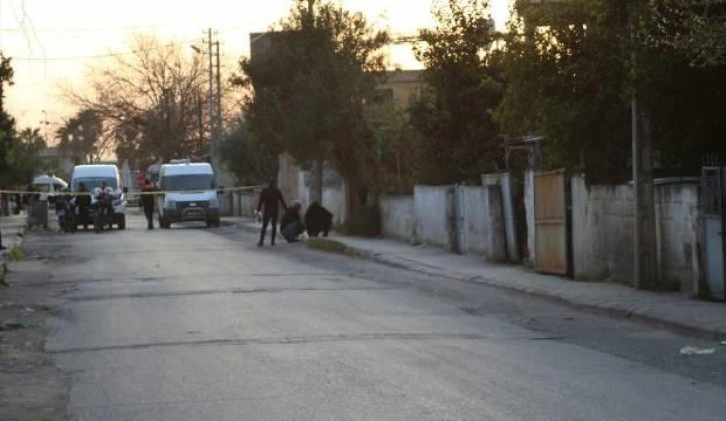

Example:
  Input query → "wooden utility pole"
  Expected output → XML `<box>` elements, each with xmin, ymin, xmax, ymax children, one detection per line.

<box><xmin>631</xmin><ymin>18</ymin><xmax>657</xmax><ymax>290</ymax></box>
<box><xmin>215</xmin><ymin>40</ymin><xmax>223</xmax><ymax>147</ymax></box>
<box><xmin>206</xmin><ymin>29</ymin><xmax>215</xmax><ymax>160</ymax></box>
<box><xmin>304</xmin><ymin>0</ymin><xmax>324</xmax><ymax>204</ymax></box>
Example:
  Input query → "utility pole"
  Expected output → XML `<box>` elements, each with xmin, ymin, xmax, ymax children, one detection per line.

<box><xmin>215</xmin><ymin>39</ymin><xmax>223</xmax><ymax>156</ymax></box>
<box><xmin>303</xmin><ymin>0</ymin><xmax>324</xmax><ymax>204</ymax></box>
<box><xmin>631</xmin><ymin>15</ymin><xmax>657</xmax><ymax>290</ymax></box>
<box><xmin>207</xmin><ymin>28</ymin><xmax>215</xmax><ymax>167</ymax></box>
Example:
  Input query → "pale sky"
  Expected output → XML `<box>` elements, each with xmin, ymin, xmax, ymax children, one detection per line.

<box><xmin>0</xmin><ymin>0</ymin><xmax>510</xmax><ymax>134</ymax></box>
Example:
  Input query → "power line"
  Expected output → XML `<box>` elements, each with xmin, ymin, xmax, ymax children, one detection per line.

<box><xmin>11</xmin><ymin>51</ymin><xmax>138</xmax><ymax>61</ymax></box>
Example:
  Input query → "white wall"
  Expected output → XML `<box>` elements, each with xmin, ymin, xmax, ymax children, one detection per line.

<box><xmin>524</xmin><ymin>170</ymin><xmax>536</xmax><ymax>267</ymax></box>
<box><xmin>654</xmin><ymin>183</ymin><xmax>701</xmax><ymax>294</ymax></box>
<box><xmin>380</xmin><ymin>195</ymin><xmax>416</xmax><ymax>242</ymax></box>
<box><xmin>458</xmin><ymin>186</ymin><xmax>507</xmax><ymax>261</ymax></box>
<box><xmin>482</xmin><ymin>172</ymin><xmax>519</xmax><ymax>261</ymax></box>
<box><xmin>293</xmin><ymin>169</ymin><xmax>347</xmax><ymax>226</ymax></box>
<box><xmin>414</xmin><ymin>186</ymin><xmax>455</xmax><ymax>250</ymax></box>
<box><xmin>570</xmin><ymin>175</ymin><xmax>701</xmax><ymax>291</ymax></box>
<box><xmin>277</xmin><ymin>153</ymin><xmax>347</xmax><ymax>226</ymax></box>
<box><xmin>571</xmin><ymin>176</ymin><xmax>634</xmax><ymax>282</ymax></box>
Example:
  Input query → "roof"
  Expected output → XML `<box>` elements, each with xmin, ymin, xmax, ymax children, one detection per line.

<box><xmin>161</xmin><ymin>162</ymin><xmax>214</xmax><ymax>176</ymax></box>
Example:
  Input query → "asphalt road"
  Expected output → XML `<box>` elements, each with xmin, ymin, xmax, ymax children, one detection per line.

<box><xmin>25</xmin><ymin>211</ymin><xmax>726</xmax><ymax>420</ymax></box>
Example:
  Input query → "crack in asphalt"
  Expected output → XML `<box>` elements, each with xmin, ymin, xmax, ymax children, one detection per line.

<box><xmin>27</xmin><ymin>273</ymin><xmax>345</xmax><ymax>288</ymax></box>
<box><xmin>66</xmin><ymin>286</ymin><xmax>402</xmax><ymax>301</ymax></box>
<box><xmin>48</xmin><ymin>333</ymin><xmax>566</xmax><ymax>354</ymax></box>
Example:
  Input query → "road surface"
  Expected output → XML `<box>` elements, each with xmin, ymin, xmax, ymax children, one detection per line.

<box><xmin>22</xmin><ymin>211</ymin><xmax>726</xmax><ymax>420</ymax></box>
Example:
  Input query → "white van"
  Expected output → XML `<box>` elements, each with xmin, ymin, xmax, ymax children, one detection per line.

<box><xmin>156</xmin><ymin>161</ymin><xmax>220</xmax><ymax>228</ymax></box>
<box><xmin>70</xmin><ymin>164</ymin><xmax>127</xmax><ymax>229</ymax></box>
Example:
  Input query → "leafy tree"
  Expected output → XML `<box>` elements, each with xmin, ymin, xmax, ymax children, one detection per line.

<box><xmin>65</xmin><ymin>35</ymin><xmax>209</xmax><ymax>169</ymax></box>
<box><xmin>0</xmin><ymin>53</ymin><xmax>17</xmax><ymax>185</ymax></box>
<box><xmin>363</xmin><ymin>97</ymin><xmax>417</xmax><ymax>194</ymax></box>
<box><xmin>236</xmin><ymin>0</ymin><xmax>389</xmax><ymax>206</ymax></box>
<box><xmin>497</xmin><ymin>0</ymin><xmax>726</xmax><ymax>181</ymax></box>
<box><xmin>219</xmin><ymin>120</ymin><xmax>278</xmax><ymax>186</ymax></box>
<box><xmin>646</xmin><ymin>0</ymin><xmax>726</xmax><ymax>67</ymax></box>
<box><xmin>410</xmin><ymin>0</ymin><xmax>504</xmax><ymax>185</ymax></box>
<box><xmin>9</xmin><ymin>128</ymin><xmax>47</xmax><ymax>183</ymax></box>
<box><xmin>56</xmin><ymin>109</ymin><xmax>106</xmax><ymax>164</ymax></box>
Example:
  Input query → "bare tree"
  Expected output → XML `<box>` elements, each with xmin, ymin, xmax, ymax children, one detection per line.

<box><xmin>63</xmin><ymin>35</ymin><xmax>209</xmax><ymax>168</ymax></box>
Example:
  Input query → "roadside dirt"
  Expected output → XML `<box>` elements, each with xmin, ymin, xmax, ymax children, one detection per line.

<box><xmin>0</xmin><ymin>246</ymin><xmax>69</xmax><ymax>420</ymax></box>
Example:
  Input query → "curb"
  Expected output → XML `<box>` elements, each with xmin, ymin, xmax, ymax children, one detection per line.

<box><xmin>361</xmin><ymin>251</ymin><xmax>726</xmax><ymax>339</ymax></box>
<box><xmin>225</xmin><ymin>217</ymin><xmax>725</xmax><ymax>338</ymax></box>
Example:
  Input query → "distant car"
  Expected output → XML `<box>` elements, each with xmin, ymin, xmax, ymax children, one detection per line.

<box><xmin>70</xmin><ymin>164</ymin><xmax>127</xmax><ymax>230</ymax></box>
<box><xmin>156</xmin><ymin>161</ymin><xmax>220</xmax><ymax>229</ymax></box>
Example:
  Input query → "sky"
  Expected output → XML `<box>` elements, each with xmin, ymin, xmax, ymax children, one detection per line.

<box><xmin>0</xmin><ymin>0</ymin><xmax>511</xmax><ymax>138</ymax></box>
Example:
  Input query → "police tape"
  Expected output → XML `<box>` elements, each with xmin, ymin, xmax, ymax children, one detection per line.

<box><xmin>0</xmin><ymin>185</ymin><xmax>266</xmax><ymax>196</ymax></box>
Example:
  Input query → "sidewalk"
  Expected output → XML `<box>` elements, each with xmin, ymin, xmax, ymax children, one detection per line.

<box><xmin>0</xmin><ymin>213</ymin><xmax>28</xmax><ymax>257</ymax></box>
<box><xmin>228</xmin><ymin>216</ymin><xmax>726</xmax><ymax>338</ymax></box>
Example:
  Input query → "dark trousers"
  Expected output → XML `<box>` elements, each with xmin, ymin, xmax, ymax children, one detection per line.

<box><xmin>259</xmin><ymin>212</ymin><xmax>278</xmax><ymax>245</ymax></box>
<box><xmin>143</xmin><ymin>205</ymin><xmax>154</xmax><ymax>228</ymax></box>
<box><xmin>282</xmin><ymin>221</ymin><xmax>304</xmax><ymax>242</ymax></box>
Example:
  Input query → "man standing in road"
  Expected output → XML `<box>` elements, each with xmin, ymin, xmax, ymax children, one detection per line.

<box><xmin>256</xmin><ymin>178</ymin><xmax>288</xmax><ymax>247</ymax></box>
<box><xmin>141</xmin><ymin>179</ymin><xmax>157</xmax><ymax>230</ymax></box>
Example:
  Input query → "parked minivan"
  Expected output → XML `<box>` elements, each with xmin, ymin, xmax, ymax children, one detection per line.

<box><xmin>156</xmin><ymin>161</ymin><xmax>220</xmax><ymax>228</ymax></box>
<box><xmin>70</xmin><ymin>164</ymin><xmax>127</xmax><ymax>229</ymax></box>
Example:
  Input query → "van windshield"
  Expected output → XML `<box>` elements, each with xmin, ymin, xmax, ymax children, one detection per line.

<box><xmin>162</xmin><ymin>174</ymin><xmax>214</xmax><ymax>191</ymax></box>
<box><xmin>72</xmin><ymin>177</ymin><xmax>117</xmax><ymax>192</ymax></box>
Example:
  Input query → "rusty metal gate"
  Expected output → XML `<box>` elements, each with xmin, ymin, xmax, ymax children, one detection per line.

<box><xmin>702</xmin><ymin>167</ymin><xmax>726</xmax><ymax>300</ymax></box>
<box><xmin>534</xmin><ymin>170</ymin><xmax>569</xmax><ymax>275</ymax></box>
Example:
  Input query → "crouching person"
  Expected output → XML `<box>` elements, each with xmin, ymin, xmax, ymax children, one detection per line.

<box><xmin>280</xmin><ymin>201</ymin><xmax>305</xmax><ymax>243</ymax></box>
<box><xmin>305</xmin><ymin>201</ymin><xmax>333</xmax><ymax>238</ymax></box>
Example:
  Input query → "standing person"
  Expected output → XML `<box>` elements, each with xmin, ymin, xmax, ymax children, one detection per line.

<box><xmin>75</xmin><ymin>182</ymin><xmax>91</xmax><ymax>231</ymax></box>
<box><xmin>256</xmin><ymin>178</ymin><xmax>288</xmax><ymax>247</ymax></box>
<box><xmin>141</xmin><ymin>179</ymin><xmax>157</xmax><ymax>230</ymax></box>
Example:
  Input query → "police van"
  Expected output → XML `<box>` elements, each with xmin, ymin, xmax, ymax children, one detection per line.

<box><xmin>70</xmin><ymin>164</ymin><xmax>127</xmax><ymax>230</ymax></box>
<box><xmin>156</xmin><ymin>160</ymin><xmax>220</xmax><ymax>228</ymax></box>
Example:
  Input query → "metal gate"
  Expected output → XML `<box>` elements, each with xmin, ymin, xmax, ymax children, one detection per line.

<box><xmin>702</xmin><ymin>167</ymin><xmax>726</xmax><ymax>300</ymax></box>
<box><xmin>534</xmin><ymin>170</ymin><xmax>569</xmax><ymax>275</ymax></box>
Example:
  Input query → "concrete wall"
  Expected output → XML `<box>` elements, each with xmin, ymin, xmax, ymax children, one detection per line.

<box><xmin>654</xmin><ymin>183</ymin><xmax>701</xmax><ymax>294</ymax></box>
<box><xmin>570</xmin><ymin>175</ymin><xmax>701</xmax><ymax>291</ymax></box>
<box><xmin>379</xmin><ymin>186</ymin><xmax>507</xmax><ymax>260</ymax></box>
<box><xmin>524</xmin><ymin>170</ymin><xmax>536</xmax><ymax>267</ymax></box>
<box><xmin>277</xmin><ymin>153</ymin><xmax>347</xmax><ymax>226</ymax></box>
<box><xmin>414</xmin><ymin>186</ymin><xmax>455</xmax><ymax>250</ymax></box>
<box><xmin>221</xmin><ymin>191</ymin><xmax>258</xmax><ymax>218</ymax></box>
<box><xmin>458</xmin><ymin>186</ymin><xmax>507</xmax><ymax>261</ymax></box>
<box><xmin>571</xmin><ymin>176</ymin><xmax>635</xmax><ymax>283</ymax></box>
<box><xmin>380</xmin><ymin>195</ymin><xmax>416</xmax><ymax>242</ymax></box>
<box><xmin>294</xmin><ymin>169</ymin><xmax>347</xmax><ymax>227</ymax></box>
<box><xmin>482</xmin><ymin>172</ymin><xmax>519</xmax><ymax>261</ymax></box>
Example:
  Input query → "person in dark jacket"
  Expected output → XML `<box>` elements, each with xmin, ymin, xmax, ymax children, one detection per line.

<box><xmin>141</xmin><ymin>179</ymin><xmax>158</xmax><ymax>229</ymax></box>
<box><xmin>305</xmin><ymin>200</ymin><xmax>333</xmax><ymax>237</ymax></box>
<box><xmin>256</xmin><ymin>178</ymin><xmax>288</xmax><ymax>246</ymax></box>
<box><xmin>280</xmin><ymin>201</ymin><xmax>304</xmax><ymax>242</ymax></box>
<box><xmin>74</xmin><ymin>182</ymin><xmax>92</xmax><ymax>230</ymax></box>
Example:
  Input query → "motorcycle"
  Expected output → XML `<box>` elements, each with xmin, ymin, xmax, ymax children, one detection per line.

<box><xmin>93</xmin><ymin>188</ymin><xmax>116</xmax><ymax>233</ymax></box>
